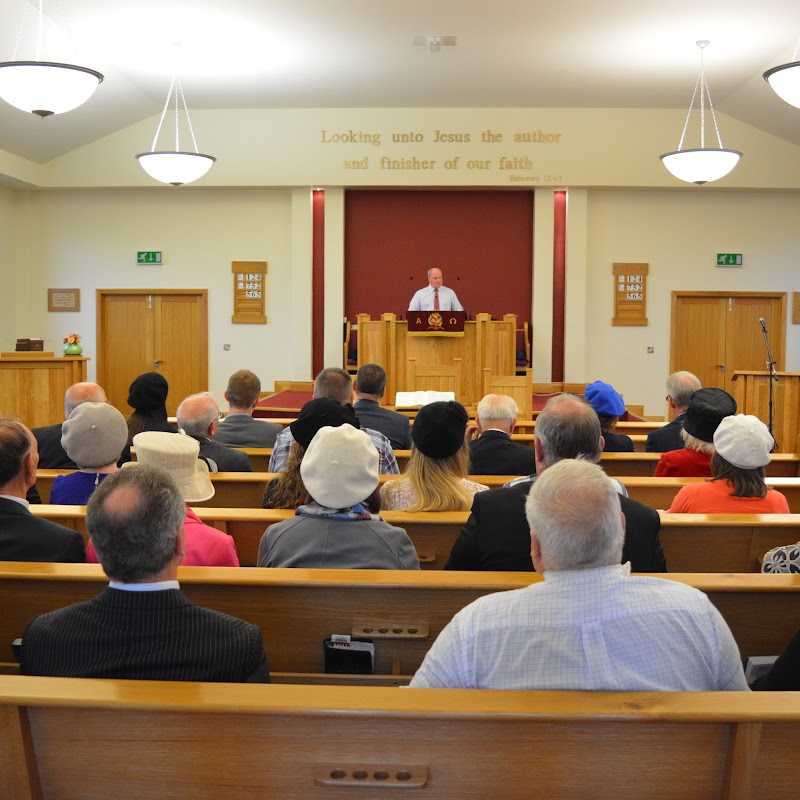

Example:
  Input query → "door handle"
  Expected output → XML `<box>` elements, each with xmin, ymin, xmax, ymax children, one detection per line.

<box><xmin>716</xmin><ymin>364</ymin><xmax>726</xmax><ymax>373</ymax></box>
<box><xmin>154</xmin><ymin>359</ymin><xmax>164</xmax><ymax>370</ymax></box>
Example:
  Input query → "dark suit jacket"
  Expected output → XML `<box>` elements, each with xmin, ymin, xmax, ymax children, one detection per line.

<box><xmin>21</xmin><ymin>587</ymin><xmax>270</xmax><ymax>682</ymax></box>
<box><xmin>192</xmin><ymin>436</ymin><xmax>252</xmax><ymax>472</ymax></box>
<box><xmin>0</xmin><ymin>497</ymin><xmax>85</xmax><ymax>562</ymax></box>
<box><xmin>216</xmin><ymin>414</ymin><xmax>282</xmax><ymax>448</ymax></box>
<box><xmin>602</xmin><ymin>431</ymin><xmax>634</xmax><ymax>452</ymax></box>
<box><xmin>32</xmin><ymin>423</ymin><xmax>75</xmax><ymax>469</ymax></box>
<box><xmin>468</xmin><ymin>430</ymin><xmax>537</xmax><ymax>475</ymax></box>
<box><xmin>354</xmin><ymin>400</ymin><xmax>412</xmax><ymax>450</ymax></box>
<box><xmin>645</xmin><ymin>413</ymin><xmax>687</xmax><ymax>453</ymax></box>
<box><xmin>445</xmin><ymin>477</ymin><xmax>667</xmax><ymax>573</ymax></box>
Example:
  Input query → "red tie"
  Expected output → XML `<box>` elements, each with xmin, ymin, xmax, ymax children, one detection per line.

<box><xmin>434</xmin><ymin>288</ymin><xmax>440</xmax><ymax>310</ymax></box>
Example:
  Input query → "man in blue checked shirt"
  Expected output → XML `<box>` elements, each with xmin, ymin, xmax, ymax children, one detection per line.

<box><xmin>411</xmin><ymin>458</ymin><xmax>748</xmax><ymax>692</ymax></box>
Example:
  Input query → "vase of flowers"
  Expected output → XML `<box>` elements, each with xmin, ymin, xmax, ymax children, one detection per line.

<box><xmin>63</xmin><ymin>333</ymin><xmax>83</xmax><ymax>356</ymax></box>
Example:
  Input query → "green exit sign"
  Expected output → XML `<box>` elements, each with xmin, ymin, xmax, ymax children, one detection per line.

<box><xmin>716</xmin><ymin>253</ymin><xmax>742</xmax><ymax>267</ymax></box>
<box><xmin>137</xmin><ymin>251</ymin><xmax>163</xmax><ymax>265</ymax></box>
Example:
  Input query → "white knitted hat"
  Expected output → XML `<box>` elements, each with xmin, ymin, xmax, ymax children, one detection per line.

<box><xmin>713</xmin><ymin>415</ymin><xmax>774</xmax><ymax>469</ymax></box>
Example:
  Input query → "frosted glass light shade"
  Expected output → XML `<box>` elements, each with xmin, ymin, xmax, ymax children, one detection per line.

<box><xmin>0</xmin><ymin>61</ymin><xmax>103</xmax><ymax>116</ymax></box>
<box><xmin>660</xmin><ymin>148</ymin><xmax>742</xmax><ymax>185</ymax></box>
<box><xmin>135</xmin><ymin>151</ymin><xmax>216</xmax><ymax>186</ymax></box>
<box><xmin>764</xmin><ymin>62</ymin><xmax>800</xmax><ymax>109</ymax></box>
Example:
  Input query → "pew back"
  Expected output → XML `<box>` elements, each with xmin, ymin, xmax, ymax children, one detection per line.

<box><xmin>1</xmin><ymin>564</ymin><xmax>799</xmax><ymax>680</ymax></box>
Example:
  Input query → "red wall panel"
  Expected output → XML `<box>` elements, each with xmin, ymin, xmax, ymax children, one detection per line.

<box><xmin>344</xmin><ymin>190</ymin><xmax>533</xmax><ymax>324</ymax></box>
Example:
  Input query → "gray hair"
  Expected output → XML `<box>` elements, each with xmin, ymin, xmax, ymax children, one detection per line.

<box><xmin>176</xmin><ymin>392</ymin><xmax>219</xmax><ymax>436</ymax></box>
<box><xmin>525</xmin><ymin>458</ymin><xmax>624</xmax><ymax>570</ymax></box>
<box><xmin>0</xmin><ymin>419</ymin><xmax>32</xmax><ymax>486</ymax></box>
<box><xmin>667</xmin><ymin>371</ymin><xmax>701</xmax><ymax>411</ymax></box>
<box><xmin>87</xmin><ymin>466</ymin><xmax>185</xmax><ymax>583</ymax></box>
<box><xmin>313</xmin><ymin>368</ymin><xmax>352</xmax><ymax>406</ymax></box>
<box><xmin>535</xmin><ymin>394</ymin><xmax>602</xmax><ymax>467</ymax></box>
<box><xmin>681</xmin><ymin>427</ymin><xmax>715</xmax><ymax>454</ymax></box>
<box><xmin>477</xmin><ymin>394</ymin><xmax>518</xmax><ymax>427</ymax></box>
<box><xmin>64</xmin><ymin>382</ymin><xmax>107</xmax><ymax>418</ymax></box>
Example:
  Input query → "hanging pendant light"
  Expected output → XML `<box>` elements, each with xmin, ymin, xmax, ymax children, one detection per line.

<box><xmin>660</xmin><ymin>41</ymin><xmax>741</xmax><ymax>185</ymax></box>
<box><xmin>0</xmin><ymin>0</ymin><xmax>102</xmax><ymax>117</ymax></box>
<box><xmin>763</xmin><ymin>35</ymin><xmax>800</xmax><ymax>109</ymax></box>
<box><xmin>136</xmin><ymin>69</ymin><xmax>216</xmax><ymax>186</ymax></box>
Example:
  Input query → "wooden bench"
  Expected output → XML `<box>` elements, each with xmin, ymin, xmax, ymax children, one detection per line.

<box><xmin>1</xmin><ymin>564</ymin><xmax>798</xmax><ymax>682</ymax></box>
<box><xmin>28</xmin><ymin>505</ymin><xmax>800</xmax><ymax>572</ymax></box>
<box><xmin>2</xmin><ymin>676</ymin><xmax>799</xmax><ymax>800</ymax></box>
<box><xmin>601</xmin><ymin>452</ymin><xmax>800</xmax><ymax>478</ymax></box>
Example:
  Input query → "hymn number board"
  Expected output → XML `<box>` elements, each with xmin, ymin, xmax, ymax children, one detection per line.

<box><xmin>612</xmin><ymin>263</ymin><xmax>648</xmax><ymax>326</ymax></box>
<box><xmin>232</xmin><ymin>261</ymin><xmax>267</xmax><ymax>324</ymax></box>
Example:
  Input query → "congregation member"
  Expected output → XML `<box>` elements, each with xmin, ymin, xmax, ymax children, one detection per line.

<box><xmin>86</xmin><ymin>432</ymin><xmax>239</xmax><ymax>567</ymax></box>
<box><xmin>269</xmin><ymin>367</ymin><xmax>398</xmax><ymax>474</ymax></box>
<box><xmin>654</xmin><ymin>388</ymin><xmax>736</xmax><ymax>477</ymax></box>
<box><xmin>585</xmin><ymin>380</ymin><xmax>633</xmax><ymax>452</ymax></box>
<box><xmin>380</xmin><ymin>401</ymin><xmax>488</xmax><ymax>511</ymax></box>
<box><xmin>126</xmin><ymin>371</ymin><xmax>177</xmax><ymax>441</ymax></box>
<box><xmin>0</xmin><ymin>419</ymin><xmax>85</xmax><ymax>562</ymax></box>
<box><xmin>751</xmin><ymin>630</ymin><xmax>800</xmax><ymax>691</ymax></box>
<box><xmin>646</xmin><ymin>371</ymin><xmax>701</xmax><ymax>452</ymax></box>
<box><xmin>262</xmin><ymin>398</ymin><xmax>356</xmax><ymax>509</ymax></box>
<box><xmin>32</xmin><ymin>381</ymin><xmax>108</xmax><ymax>469</ymax></box>
<box><xmin>49</xmin><ymin>403</ymin><xmax>128</xmax><ymax>505</ymax></box>
<box><xmin>445</xmin><ymin>394</ymin><xmax>665</xmax><ymax>572</ymax></box>
<box><xmin>467</xmin><ymin>393</ymin><xmax>536</xmax><ymax>475</ymax></box>
<box><xmin>258</xmin><ymin>425</ymin><xmax>419</xmax><ymax>570</ymax></box>
<box><xmin>412</xmin><ymin>458</ymin><xmax>748</xmax><ymax>691</ymax></box>
<box><xmin>215</xmin><ymin>369</ymin><xmax>282</xmax><ymax>448</ymax></box>
<box><xmin>352</xmin><ymin>363</ymin><xmax>412</xmax><ymax>450</ymax></box>
<box><xmin>408</xmin><ymin>267</ymin><xmax>463</xmax><ymax>311</ymax></box>
<box><xmin>176</xmin><ymin>393</ymin><xmax>252</xmax><ymax>472</ymax></box>
<box><xmin>668</xmin><ymin>415</ymin><xmax>789</xmax><ymax>514</ymax></box>
<box><xmin>21</xmin><ymin>466</ymin><xmax>267</xmax><ymax>681</ymax></box>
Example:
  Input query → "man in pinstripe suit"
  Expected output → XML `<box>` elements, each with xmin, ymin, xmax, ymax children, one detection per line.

<box><xmin>21</xmin><ymin>465</ymin><xmax>270</xmax><ymax>682</ymax></box>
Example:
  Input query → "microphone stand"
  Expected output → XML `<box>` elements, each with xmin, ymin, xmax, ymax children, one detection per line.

<box><xmin>759</xmin><ymin>318</ymin><xmax>779</xmax><ymax>445</ymax></box>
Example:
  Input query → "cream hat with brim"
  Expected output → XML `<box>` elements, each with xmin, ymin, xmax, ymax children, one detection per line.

<box><xmin>300</xmin><ymin>424</ymin><xmax>378</xmax><ymax>509</ymax></box>
<box><xmin>123</xmin><ymin>431</ymin><xmax>215</xmax><ymax>503</ymax></box>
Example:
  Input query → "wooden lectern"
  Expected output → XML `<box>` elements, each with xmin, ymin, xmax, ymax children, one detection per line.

<box><xmin>356</xmin><ymin>312</ymin><xmax>521</xmax><ymax>408</ymax></box>
<box><xmin>731</xmin><ymin>371</ymin><xmax>800</xmax><ymax>453</ymax></box>
<box><xmin>0</xmin><ymin>354</ymin><xmax>89</xmax><ymax>428</ymax></box>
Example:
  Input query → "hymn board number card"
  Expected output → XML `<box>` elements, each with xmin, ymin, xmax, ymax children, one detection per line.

<box><xmin>612</xmin><ymin>263</ymin><xmax>648</xmax><ymax>326</ymax></box>
<box><xmin>232</xmin><ymin>261</ymin><xmax>267</xmax><ymax>324</ymax></box>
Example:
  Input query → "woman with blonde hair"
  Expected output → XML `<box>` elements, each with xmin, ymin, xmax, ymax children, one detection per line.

<box><xmin>381</xmin><ymin>401</ymin><xmax>488</xmax><ymax>512</ymax></box>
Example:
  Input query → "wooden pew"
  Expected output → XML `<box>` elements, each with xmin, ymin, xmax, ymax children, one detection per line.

<box><xmin>601</xmin><ymin>452</ymin><xmax>800</xmax><ymax>477</ymax></box>
<box><xmin>2</xmin><ymin>678</ymin><xmax>800</xmax><ymax>800</ymax></box>
<box><xmin>27</xmin><ymin>505</ymin><xmax>800</xmax><ymax>572</ymax></box>
<box><xmin>1</xmin><ymin>564</ymin><xmax>799</xmax><ymax>681</ymax></box>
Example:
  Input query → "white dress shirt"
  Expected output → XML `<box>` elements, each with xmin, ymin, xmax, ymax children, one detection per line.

<box><xmin>410</xmin><ymin>564</ymin><xmax>749</xmax><ymax>691</ymax></box>
<box><xmin>408</xmin><ymin>284</ymin><xmax>463</xmax><ymax>311</ymax></box>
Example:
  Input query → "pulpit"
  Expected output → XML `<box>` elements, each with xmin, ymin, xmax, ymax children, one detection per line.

<box><xmin>731</xmin><ymin>371</ymin><xmax>800</xmax><ymax>453</ymax></box>
<box><xmin>356</xmin><ymin>312</ymin><xmax>519</xmax><ymax>408</ymax></box>
<box><xmin>0</xmin><ymin>355</ymin><xmax>89</xmax><ymax>428</ymax></box>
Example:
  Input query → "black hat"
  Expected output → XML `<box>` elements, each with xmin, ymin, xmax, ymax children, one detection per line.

<box><xmin>290</xmin><ymin>398</ymin><xmax>359</xmax><ymax>450</ymax></box>
<box><xmin>684</xmin><ymin>388</ymin><xmax>737</xmax><ymax>443</ymax></box>
<box><xmin>127</xmin><ymin>372</ymin><xmax>169</xmax><ymax>413</ymax></box>
<box><xmin>412</xmin><ymin>401</ymin><xmax>468</xmax><ymax>459</ymax></box>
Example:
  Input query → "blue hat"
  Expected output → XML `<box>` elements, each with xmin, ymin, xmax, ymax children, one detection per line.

<box><xmin>585</xmin><ymin>381</ymin><xmax>626</xmax><ymax>417</ymax></box>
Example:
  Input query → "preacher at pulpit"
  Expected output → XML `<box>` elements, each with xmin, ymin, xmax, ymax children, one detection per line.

<box><xmin>408</xmin><ymin>267</ymin><xmax>463</xmax><ymax>312</ymax></box>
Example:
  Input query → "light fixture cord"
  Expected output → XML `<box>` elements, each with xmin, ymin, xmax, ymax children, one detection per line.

<box><xmin>55</xmin><ymin>0</ymin><xmax>80</xmax><ymax>62</ymax></box>
<box><xmin>178</xmin><ymin>79</ymin><xmax>202</xmax><ymax>154</ymax></box>
<box><xmin>793</xmin><ymin>35</ymin><xmax>800</xmax><ymax>62</ymax></box>
<box><xmin>677</xmin><ymin>43</ymin><xmax>724</xmax><ymax>151</ymax></box>
<box><xmin>150</xmin><ymin>75</ymin><xmax>176</xmax><ymax>152</ymax></box>
<box><xmin>10</xmin><ymin>0</ymin><xmax>31</xmax><ymax>61</ymax></box>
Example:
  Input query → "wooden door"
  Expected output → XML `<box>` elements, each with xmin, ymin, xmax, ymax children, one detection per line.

<box><xmin>97</xmin><ymin>290</ymin><xmax>208</xmax><ymax>416</ymax></box>
<box><xmin>671</xmin><ymin>292</ymin><xmax>785</xmax><ymax>394</ymax></box>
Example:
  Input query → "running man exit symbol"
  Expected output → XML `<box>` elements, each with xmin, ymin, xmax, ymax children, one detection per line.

<box><xmin>137</xmin><ymin>251</ymin><xmax>163</xmax><ymax>265</ymax></box>
<box><xmin>716</xmin><ymin>253</ymin><xmax>742</xmax><ymax>267</ymax></box>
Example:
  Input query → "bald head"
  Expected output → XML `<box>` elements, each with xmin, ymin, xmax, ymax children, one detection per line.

<box><xmin>534</xmin><ymin>395</ymin><xmax>602</xmax><ymax>471</ymax></box>
<box><xmin>176</xmin><ymin>393</ymin><xmax>220</xmax><ymax>437</ymax></box>
<box><xmin>65</xmin><ymin>382</ymin><xmax>107</xmax><ymax>418</ymax></box>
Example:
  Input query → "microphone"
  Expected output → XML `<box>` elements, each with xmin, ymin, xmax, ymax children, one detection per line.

<box><xmin>759</xmin><ymin>317</ymin><xmax>767</xmax><ymax>332</ymax></box>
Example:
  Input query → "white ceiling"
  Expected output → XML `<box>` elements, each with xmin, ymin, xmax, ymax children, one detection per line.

<box><xmin>2</xmin><ymin>0</ymin><xmax>800</xmax><ymax>164</ymax></box>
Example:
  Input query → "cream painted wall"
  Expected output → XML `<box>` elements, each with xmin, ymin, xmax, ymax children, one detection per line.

<box><xmin>582</xmin><ymin>190</ymin><xmax>800</xmax><ymax>416</ymax></box>
<box><xmin>0</xmin><ymin>188</ymin><xmax>17</xmax><ymax>350</ymax></box>
<box><xmin>10</xmin><ymin>188</ymin><xmax>302</xmax><ymax>406</ymax></box>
